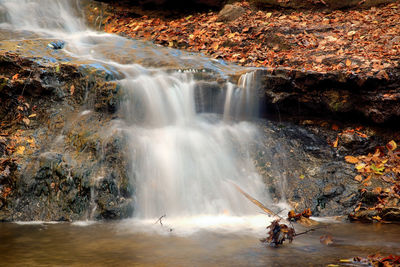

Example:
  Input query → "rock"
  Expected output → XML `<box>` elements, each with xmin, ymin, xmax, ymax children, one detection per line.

<box><xmin>253</xmin><ymin>68</ymin><xmax>400</xmax><ymax>124</ymax></box>
<box><xmin>217</xmin><ymin>4</ymin><xmax>245</xmax><ymax>22</ymax></box>
<box><xmin>255</xmin><ymin>120</ymin><xmax>360</xmax><ymax>217</ymax></box>
<box><xmin>47</xmin><ymin>40</ymin><xmax>65</xmax><ymax>50</ymax></box>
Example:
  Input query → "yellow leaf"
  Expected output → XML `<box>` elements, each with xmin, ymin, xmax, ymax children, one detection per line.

<box><xmin>70</xmin><ymin>85</ymin><xmax>75</xmax><ymax>95</ymax></box>
<box><xmin>266</xmin><ymin>12</ymin><xmax>272</xmax><ymax>18</ymax></box>
<box><xmin>28</xmin><ymin>114</ymin><xmax>37</xmax><ymax>118</ymax></box>
<box><xmin>345</xmin><ymin>59</ymin><xmax>352</xmax><ymax>67</ymax></box>
<box><xmin>16</xmin><ymin>146</ymin><xmax>25</xmax><ymax>155</ymax></box>
<box><xmin>339</xmin><ymin>259</ymin><xmax>351</xmax><ymax>263</ymax></box>
<box><xmin>345</xmin><ymin>155</ymin><xmax>359</xmax><ymax>164</ymax></box>
<box><xmin>372</xmin><ymin>215</ymin><xmax>381</xmax><ymax>221</ymax></box>
<box><xmin>333</xmin><ymin>136</ymin><xmax>339</xmax><ymax>148</ymax></box>
<box><xmin>355</xmin><ymin>162</ymin><xmax>366</xmax><ymax>170</ymax></box>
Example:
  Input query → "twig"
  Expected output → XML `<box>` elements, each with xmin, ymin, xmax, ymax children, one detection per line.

<box><xmin>154</xmin><ymin>214</ymin><xmax>166</xmax><ymax>226</ymax></box>
<box><xmin>227</xmin><ymin>180</ymin><xmax>276</xmax><ymax>216</ymax></box>
<box><xmin>20</xmin><ymin>70</ymin><xmax>33</xmax><ymax>97</ymax></box>
<box><xmin>294</xmin><ymin>226</ymin><xmax>326</xmax><ymax>237</ymax></box>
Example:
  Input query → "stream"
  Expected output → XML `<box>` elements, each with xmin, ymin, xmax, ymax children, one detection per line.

<box><xmin>0</xmin><ymin>0</ymin><xmax>399</xmax><ymax>266</ymax></box>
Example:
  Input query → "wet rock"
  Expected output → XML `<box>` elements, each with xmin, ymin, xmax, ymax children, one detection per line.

<box><xmin>255</xmin><ymin>120</ymin><xmax>360</xmax><ymax>216</ymax></box>
<box><xmin>0</xmin><ymin>52</ymin><xmax>133</xmax><ymax>222</ymax></box>
<box><xmin>48</xmin><ymin>40</ymin><xmax>65</xmax><ymax>50</ymax></box>
<box><xmin>217</xmin><ymin>4</ymin><xmax>245</xmax><ymax>22</ymax></box>
<box><xmin>255</xmin><ymin>68</ymin><xmax>400</xmax><ymax>124</ymax></box>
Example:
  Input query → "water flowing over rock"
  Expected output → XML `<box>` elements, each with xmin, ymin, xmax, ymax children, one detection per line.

<box><xmin>1</xmin><ymin>0</ymin><xmax>393</xmax><ymax>224</ymax></box>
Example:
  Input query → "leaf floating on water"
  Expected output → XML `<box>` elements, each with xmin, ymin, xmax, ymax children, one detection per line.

<box><xmin>320</xmin><ymin>234</ymin><xmax>333</xmax><ymax>245</ymax></box>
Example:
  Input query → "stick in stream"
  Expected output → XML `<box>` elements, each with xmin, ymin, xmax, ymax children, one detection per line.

<box><xmin>155</xmin><ymin>214</ymin><xmax>166</xmax><ymax>226</ymax></box>
<box><xmin>228</xmin><ymin>180</ymin><xmax>276</xmax><ymax>217</ymax></box>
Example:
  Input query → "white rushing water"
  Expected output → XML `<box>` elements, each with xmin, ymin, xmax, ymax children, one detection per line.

<box><xmin>0</xmin><ymin>0</ymin><xmax>278</xmax><ymax>232</ymax></box>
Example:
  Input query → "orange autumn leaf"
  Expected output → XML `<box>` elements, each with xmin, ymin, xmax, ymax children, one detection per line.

<box><xmin>386</xmin><ymin>140</ymin><xmax>397</xmax><ymax>151</ymax></box>
<box><xmin>354</xmin><ymin>175</ymin><xmax>363</xmax><ymax>182</ymax></box>
<box><xmin>333</xmin><ymin>136</ymin><xmax>339</xmax><ymax>148</ymax></box>
<box><xmin>345</xmin><ymin>155</ymin><xmax>359</xmax><ymax>164</ymax></box>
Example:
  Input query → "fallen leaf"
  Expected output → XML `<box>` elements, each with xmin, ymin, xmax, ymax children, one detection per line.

<box><xmin>320</xmin><ymin>234</ymin><xmax>333</xmax><ymax>245</ymax></box>
<box><xmin>12</xmin><ymin>73</ymin><xmax>19</xmax><ymax>80</ymax></box>
<box><xmin>16</xmin><ymin>146</ymin><xmax>25</xmax><ymax>155</ymax></box>
<box><xmin>386</xmin><ymin>140</ymin><xmax>397</xmax><ymax>151</ymax></box>
<box><xmin>22</xmin><ymin>118</ymin><xmax>30</xmax><ymax>125</ymax></box>
<box><xmin>345</xmin><ymin>155</ymin><xmax>359</xmax><ymax>164</ymax></box>
<box><xmin>333</xmin><ymin>136</ymin><xmax>339</xmax><ymax>148</ymax></box>
<box><xmin>354</xmin><ymin>175</ymin><xmax>363</xmax><ymax>182</ymax></box>
<box><xmin>345</xmin><ymin>59</ymin><xmax>352</xmax><ymax>66</ymax></box>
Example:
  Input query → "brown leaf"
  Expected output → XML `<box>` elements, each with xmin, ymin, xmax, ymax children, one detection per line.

<box><xmin>354</xmin><ymin>175</ymin><xmax>363</xmax><ymax>182</ymax></box>
<box><xmin>345</xmin><ymin>156</ymin><xmax>359</xmax><ymax>164</ymax></box>
<box><xmin>320</xmin><ymin>234</ymin><xmax>333</xmax><ymax>245</ymax></box>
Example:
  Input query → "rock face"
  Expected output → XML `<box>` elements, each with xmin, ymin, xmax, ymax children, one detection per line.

<box><xmin>0</xmin><ymin>53</ymin><xmax>134</xmax><ymax>221</ymax></box>
<box><xmin>244</xmin><ymin>68</ymin><xmax>400</xmax><ymax>125</ymax></box>
<box><xmin>253</xmin><ymin>120</ymin><xmax>361</xmax><ymax>216</ymax></box>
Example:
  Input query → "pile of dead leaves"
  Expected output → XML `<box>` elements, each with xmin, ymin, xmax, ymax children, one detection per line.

<box><xmin>261</xmin><ymin>219</ymin><xmax>295</xmax><ymax>247</ymax></box>
<box><xmin>345</xmin><ymin>140</ymin><xmax>400</xmax><ymax>222</ymax></box>
<box><xmin>105</xmin><ymin>1</ymin><xmax>400</xmax><ymax>76</ymax></box>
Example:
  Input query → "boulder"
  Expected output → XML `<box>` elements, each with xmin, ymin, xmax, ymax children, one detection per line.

<box><xmin>217</xmin><ymin>4</ymin><xmax>245</xmax><ymax>22</ymax></box>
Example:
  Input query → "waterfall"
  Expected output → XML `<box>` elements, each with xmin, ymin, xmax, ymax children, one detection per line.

<box><xmin>120</xmin><ymin>71</ymin><xmax>268</xmax><ymax>218</ymax></box>
<box><xmin>0</xmin><ymin>0</ymin><xmax>274</xmax><ymax>227</ymax></box>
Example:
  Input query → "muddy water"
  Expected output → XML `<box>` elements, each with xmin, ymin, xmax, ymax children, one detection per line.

<box><xmin>1</xmin><ymin>221</ymin><xmax>399</xmax><ymax>266</ymax></box>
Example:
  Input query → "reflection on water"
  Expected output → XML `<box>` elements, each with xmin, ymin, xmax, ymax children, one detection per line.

<box><xmin>1</xmin><ymin>222</ymin><xmax>399</xmax><ymax>266</ymax></box>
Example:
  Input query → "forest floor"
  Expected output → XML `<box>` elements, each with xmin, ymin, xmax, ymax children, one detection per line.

<box><xmin>104</xmin><ymin>1</ymin><xmax>400</xmax><ymax>77</ymax></box>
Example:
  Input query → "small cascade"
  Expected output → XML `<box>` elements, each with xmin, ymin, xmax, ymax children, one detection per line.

<box><xmin>120</xmin><ymin>70</ymin><xmax>269</xmax><ymax>219</ymax></box>
<box><xmin>223</xmin><ymin>71</ymin><xmax>260</xmax><ymax>120</ymax></box>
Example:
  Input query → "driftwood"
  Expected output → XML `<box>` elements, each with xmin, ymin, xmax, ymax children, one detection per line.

<box><xmin>228</xmin><ymin>180</ymin><xmax>319</xmax><ymax>228</ymax></box>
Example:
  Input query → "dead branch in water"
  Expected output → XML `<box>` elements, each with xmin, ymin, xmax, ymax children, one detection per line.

<box><xmin>155</xmin><ymin>214</ymin><xmax>166</xmax><ymax>226</ymax></box>
<box><xmin>228</xmin><ymin>180</ymin><xmax>276</xmax><ymax>216</ymax></box>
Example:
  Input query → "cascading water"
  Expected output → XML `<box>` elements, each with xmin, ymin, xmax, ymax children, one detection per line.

<box><xmin>120</xmin><ymin>71</ymin><xmax>268</xmax><ymax>219</ymax></box>
<box><xmin>0</xmin><ymin>0</ymin><xmax>278</xmax><ymax>231</ymax></box>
